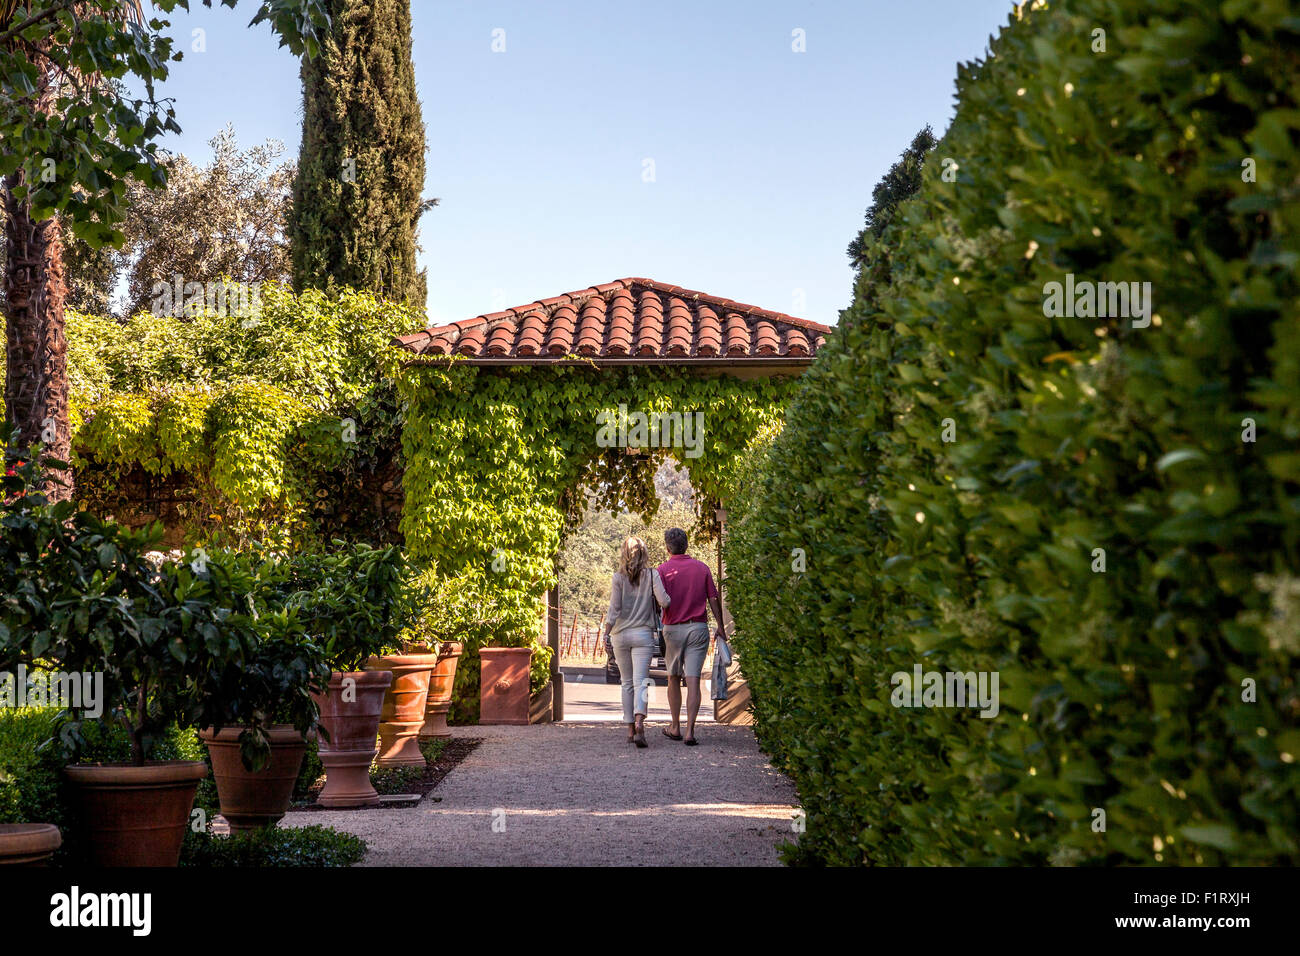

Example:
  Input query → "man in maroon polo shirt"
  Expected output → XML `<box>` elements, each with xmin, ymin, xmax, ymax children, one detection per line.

<box><xmin>656</xmin><ymin>527</ymin><xmax>726</xmax><ymax>745</ymax></box>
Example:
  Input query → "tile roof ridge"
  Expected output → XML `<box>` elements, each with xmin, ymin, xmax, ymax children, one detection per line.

<box><xmin>624</xmin><ymin>278</ymin><xmax>832</xmax><ymax>333</ymax></box>
<box><xmin>394</xmin><ymin>278</ymin><xmax>835</xmax><ymax>354</ymax></box>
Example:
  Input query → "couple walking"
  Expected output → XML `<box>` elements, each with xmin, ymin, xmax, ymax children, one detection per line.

<box><xmin>602</xmin><ymin>526</ymin><xmax>726</xmax><ymax>748</ymax></box>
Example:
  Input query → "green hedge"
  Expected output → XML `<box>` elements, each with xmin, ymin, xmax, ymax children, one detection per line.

<box><xmin>728</xmin><ymin>0</ymin><xmax>1299</xmax><ymax>865</ymax></box>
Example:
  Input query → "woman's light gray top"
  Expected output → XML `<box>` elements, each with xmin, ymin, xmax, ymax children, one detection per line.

<box><xmin>605</xmin><ymin>568</ymin><xmax>670</xmax><ymax>637</ymax></box>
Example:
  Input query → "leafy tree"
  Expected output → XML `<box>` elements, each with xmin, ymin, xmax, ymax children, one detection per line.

<box><xmin>289</xmin><ymin>0</ymin><xmax>434</xmax><ymax>308</ymax></box>
<box><xmin>0</xmin><ymin>0</ymin><xmax>327</xmax><ymax>499</ymax></box>
<box><xmin>58</xmin><ymin>221</ymin><xmax>117</xmax><ymax>313</ymax></box>
<box><xmin>119</xmin><ymin>126</ymin><xmax>294</xmax><ymax>316</ymax></box>
<box><xmin>0</xmin><ymin>212</ymin><xmax>116</xmax><ymax>314</ymax></box>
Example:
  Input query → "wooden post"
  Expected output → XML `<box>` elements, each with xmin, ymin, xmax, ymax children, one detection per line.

<box><xmin>715</xmin><ymin>505</ymin><xmax>727</xmax><ymax>616</ymax></box>
<box><xmin>547</xmin><ymin>581</ymin><xmax>563</xmax><ymax>721</ymax></box>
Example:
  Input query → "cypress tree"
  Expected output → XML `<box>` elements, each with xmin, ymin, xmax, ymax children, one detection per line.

<box><xmin>844</xmin><ymin>125</ymin><xmax>936</xmax><ymax>273</ymax></box>
<box><xmin>289</xmin><ymin>0</ymin><xmax>433</xmax><ymax>308</ymax></box>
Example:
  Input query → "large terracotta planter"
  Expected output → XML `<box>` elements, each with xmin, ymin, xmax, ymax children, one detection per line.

<box><xmin>420</xmin><ymin>641</ymin><xmax>463</xmax><ymax>739</ymax></box>
<box><xmin>64</xmin><ymin>761</ymin><xmax>209</xmax><ymax>867</ymax></box>
<box><xmin>529</xmin><ymin>679</ymin><xmax>554</xmax><ymax>724</ymax></box>
<box><xmin>0</xmin><ymin>824</ymin><xmax>61</xmax><ymax>866</ymax></box>
<box><xmin>311</xmin><ymin>669</ymin><xmax>392</xmax><ymax>808</ymax></box>
<box><xmin>479</xmin><ymin>647</ymin><xmax>533</xmax><ymax>725</ymax></box>
<box><xmin>201</xmin><ymin>725</ymin><xmax>307</xmax><ymax>832</ymax></box>
<box><xmin>365</xmin><ymin>652</ymin><xmax>437</xmax><ymax>768</ymax></box>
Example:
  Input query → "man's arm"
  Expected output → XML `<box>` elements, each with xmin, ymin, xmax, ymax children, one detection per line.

<box><xmin>708</xmin><ymin>594</ymin><xmax>726</xmax><ymax>639</ymax></box>
<box><xmin>706</xmin><ymin>567</ymin><xmax>726</xmax><ymax>639</ymax></box>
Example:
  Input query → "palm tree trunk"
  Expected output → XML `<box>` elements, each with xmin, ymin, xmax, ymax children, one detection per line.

<box><xmin>3</xmin><ymin>166</ymin><xmax>72</xmax><ymax>501</ymax></box>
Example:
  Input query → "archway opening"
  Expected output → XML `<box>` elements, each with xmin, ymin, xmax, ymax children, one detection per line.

<box><xmin>553</xmin><ymin>458</ymin><xmax>721</xmax><ymax>720</ymax></box>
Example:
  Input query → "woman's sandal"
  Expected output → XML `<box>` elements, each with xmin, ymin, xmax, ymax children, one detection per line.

<box><xmin>634</xmin><ymin>719</ymin><xmax>648</xmax><ymax>748</ymax></box>
<box><xmin>662</xmin><ymin>729</ymin><xmax>683</xmax><ymax>741</ymax></box>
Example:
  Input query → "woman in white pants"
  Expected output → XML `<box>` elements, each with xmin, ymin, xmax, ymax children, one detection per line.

<box><xmin>604</xmin><ymin>536</ymin><xmax>670</xmax><ymax>747</ymax></box>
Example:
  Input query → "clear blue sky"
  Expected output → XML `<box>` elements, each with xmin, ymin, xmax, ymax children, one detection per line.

<box><xmin>147</xmin><ymin>0</ymin><xmax>1014</xmax><ymax>327</ymax></box>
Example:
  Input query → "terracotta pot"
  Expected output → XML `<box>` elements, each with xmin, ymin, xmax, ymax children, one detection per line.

<box><xmin>0</xmin><ymin>823</ymin><xmax>61</xmax><ymax>866</ymax></box>
<box><xmin>64</xmin><ymin>761</ymin><xmax>209</xmax><ymax>867</ymax></box>
<box><xmin>200</xmin><ymin>725</ymin><xmax>307</xmax><ymax>833</ymax></box>
<box><xmin>420</xmin><ymin>641</ymin><xmax>463</xmax><ymax>739</ymax></box>
<box><xmin>310</xmin><ymin>670</ymin><xmax>392</xmax><ymax>808</ymax></box>
<box><xmin>529</xmin><ymin>679</ymin><xmax>554</xmax><ymax>724</ymax></box>
<box><xmin>365</xmin><ymin>652</ymin><xmax>437</xmax><ymax>768</ymax></box>
<box><xmin>479</xmin><ymin>647</ymin><xmax>533</xmax><ymax>725</ymax></box>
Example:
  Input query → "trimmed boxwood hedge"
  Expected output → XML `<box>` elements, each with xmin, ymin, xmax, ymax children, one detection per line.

<box><xmin>727</xmin><ymin>0</ymin><xmax>1299</xmax><ymax>865</ymax></box>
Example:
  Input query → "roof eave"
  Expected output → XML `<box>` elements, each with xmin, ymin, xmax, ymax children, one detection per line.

<box><xmin>401</xmin><ymin>355</ymin><xmax>817</xmax><ymax>370</ymax></box>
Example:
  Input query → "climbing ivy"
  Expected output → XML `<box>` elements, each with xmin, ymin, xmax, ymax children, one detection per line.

<box><xmin>36</xmin><ymin>283</ymin><xmax>423</xmax><ymax>547</ymax></box>
<box><xmin>397</xmin><ymin>360</ymin><xmax>798</xmax><ymax>717</ymax></box>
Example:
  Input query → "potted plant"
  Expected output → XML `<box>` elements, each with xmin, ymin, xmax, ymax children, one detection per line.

<box><xmin>370</xmin><ymin>566</ymin><xmax>509</xmax><ymax>760</ymax></box>
<box><xmin>63</xmin><ymin>551</ymin><xmax>327</xmax><ymax>864</ymax></box>
<box><xmin>356</xmin><ymin>562</ymin><xmax>440</xmax><ymax>769</ymax></box>
<box><xmin>278</xmin><ymin>545</ymin><xmax>411</xmax><ymax>806</ymax></box>
<box><xmin>420</xmin><ymin>641</ymin><xmax>463</xmax><ymax>739</ymax></box>
<box><xmin>0</xmin><ymin>445</ymin><xmax>320</xmax><ymax>864</ymax></box>
<box><xmin>0</xmin><ymin>825</ymin><xmax>62</xmax><ymax>866</ymax></box>
<box><xmin>365</xmin><ymin>646</ymin><xmax>436</xmax><ymax>767</ymax></box>
<box><xmin>195</xmin><ymin>551</ymin><xmax>330</xmax><ymax>832</ymax></box>
<box><xmin>400</xmin><ymin>570</ymin><xmax>482</xmax><ymax>739</ymax></box>
<box><xmin>0</xmin><ymin>448</ymin><xmax>204</xmax><ymax>866</ymax></box>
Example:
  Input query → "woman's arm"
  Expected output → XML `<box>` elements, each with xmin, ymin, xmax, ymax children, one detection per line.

<box><xmin>652</xmin><ymin>568</ymin><xmax>670</xmax><ymax>608</ymax></box>
<box><xmin>605</xmin><ymin>573</ymin><xmax>622</xmax><ymax>632</ymax></box>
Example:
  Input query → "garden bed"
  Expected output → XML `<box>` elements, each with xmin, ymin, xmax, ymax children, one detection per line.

<box><xmin>288</xmin><ymin>736</ymin><xmax>482</xmax><ymax>812</ymax></box>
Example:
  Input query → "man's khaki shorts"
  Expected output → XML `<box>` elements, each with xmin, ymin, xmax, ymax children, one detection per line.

<box><xmin>663</xmin><ymin>622</ymin><xmax>710</xmax><ymax>678</ymax></box>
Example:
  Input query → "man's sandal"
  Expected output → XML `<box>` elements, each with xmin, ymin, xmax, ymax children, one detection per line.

<box><xmin>663</xmin><ymin>729</ymin><xmax>683</xmax><ymax>741</ymax></box>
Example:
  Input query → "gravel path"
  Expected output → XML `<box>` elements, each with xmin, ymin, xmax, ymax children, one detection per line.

<box><xmin>285</xmin><ymin>722</ymin><xmax>800</xmax><ymax>866</ymax></box>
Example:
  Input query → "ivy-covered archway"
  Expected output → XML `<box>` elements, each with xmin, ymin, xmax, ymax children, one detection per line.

<box><xmin>393</xmin><ymin>278</ymin><xmax>831</xmax><ymax>720</ymax></box>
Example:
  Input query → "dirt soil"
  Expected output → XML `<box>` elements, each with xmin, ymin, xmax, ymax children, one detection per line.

<box><xmin>288</xmin><ymin>737</ymin><xmax>483</xmax><ymax>811</ymax></box>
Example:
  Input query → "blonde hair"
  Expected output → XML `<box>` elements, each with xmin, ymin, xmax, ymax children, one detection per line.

<box><xmin>618</xmin><ymin>536</ymin><xmax>648</xmax><ymax>586</ymax></box>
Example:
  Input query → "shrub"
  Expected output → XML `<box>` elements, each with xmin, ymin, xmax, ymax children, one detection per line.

<box><xmin>0</xmin><ymin>709</ymin><xmax>65</xmax><ymax>835</ymax></box>
<box><xmin>257</xmin><ymin>542</ymin><xmax>413</xmax><ymax>672</ymax></box>
<box><xmin>294</xmin><ymin>736</ymin><xmax>324</xmax><ymax>800</ymax></box>
<box><xmin>728</xmin><ymin>0</ymin><xmax>1299</xmax><ymax>865</ymax></box>
<box><xmin>181</xmin><ymin>824</ymin><xmax>366</xmax><ymax>867</ymax></box>
<box><xmin>370</xmin><ymin>765</ymin><xmax>423</xmax><ymax>795</ymax></box>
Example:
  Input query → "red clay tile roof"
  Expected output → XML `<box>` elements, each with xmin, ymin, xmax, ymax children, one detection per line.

<box><xmin>395</xmin><ymin>278</ymin><xmax>833</xmax><ymax>364</ymax></box>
